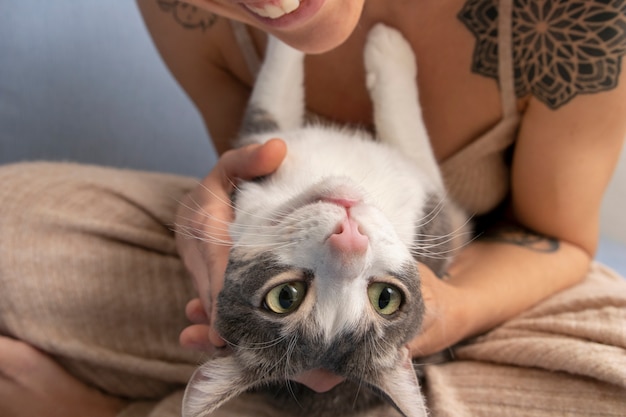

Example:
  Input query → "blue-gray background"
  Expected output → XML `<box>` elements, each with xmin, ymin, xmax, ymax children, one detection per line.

<box><xmin>1</xmin><ymin>1</ymin><xmax>623</xmax><ymax>272</ymax></box>
<box><xmin>0</xmin><ymin>1</ymin><xmax>215</xmax><ymax>177</ymax></box>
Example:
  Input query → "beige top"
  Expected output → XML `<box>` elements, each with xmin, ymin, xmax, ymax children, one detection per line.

<box><xmin>230</xmin><ymin>0</ymin><xmax>520</xmax><ymax>215</ymax></box>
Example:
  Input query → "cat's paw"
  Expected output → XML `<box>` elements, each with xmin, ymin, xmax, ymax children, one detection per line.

<box><xmin>266</xmin><ymin>34</ymin><xmax>305</xmax><ymax>64</ymax></box>
<box><xmin>364</xmin><ymin>24</ymin><xmax>417</xmax><ymax>92</ymax></box>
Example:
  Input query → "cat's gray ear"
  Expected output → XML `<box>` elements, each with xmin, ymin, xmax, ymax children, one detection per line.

<box><xmin>365</xmin><ymin>347</ymin><xmax>427</xmax><ymax>417</ymax></box>
<box><xmin>182</xmin><ymin>356</ymin><xmax>258</xmax><ymax>417</ymax></box>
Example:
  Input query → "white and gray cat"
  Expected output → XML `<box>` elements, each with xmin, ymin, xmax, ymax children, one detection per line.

<box><xmin>182</xmin><ymin>24</ymin><xmax>469</xmax><ymax>417</ymax></box>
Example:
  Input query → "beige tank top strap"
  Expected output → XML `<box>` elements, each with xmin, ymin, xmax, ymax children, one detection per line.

<box><xmin>230</xmin><ymin>20</ymin><xmax>262</xmax><ymax>78</ymax></box>
<box><xmin>441</xmin><ymin>0</ymin><xmax>519</xmax><ymax>172</ymax></box>
<box><xmin>497</xmin><ymin>0</ymin><xmax>518</xmax><ymax>120</ymax></box>
<box><xmin>439</xmin><ymin>0</ymin><xmax>520</xmax><ymax>214</ymax></box>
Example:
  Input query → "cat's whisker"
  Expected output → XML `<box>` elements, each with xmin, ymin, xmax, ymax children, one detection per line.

<box><xmin>175</xmin><ymin>219</ymin><xmax>306</xmax><ymax>250</ymax></box>
<box><xmin>414</xmin><ymin>195</ymin><xmax>449</xmax><ymax>229</ymax></box>
<box><xmin>174</xmin><ymin>218</ymin><xmax>232</xmax><ymax>237</ymax></box>
<box><xmin>175</xmin><ymin>197</ymin><xmax>234</xmax><ymax>229</ymax></box>
<box><xmin>229</xmin><ymin>223</ymin><xmax>304</xmax><ymax>237</ymax></box>
<box><xmin>413</xmin><ymin>231</ymin><xmax>472</xmax><ymax>251</ymax></box>
<box><xmin>375</xmin><ymin>189</ymin><xmax>447</xmax><ymax>229</ymax></box>
<box><xmin>380</xmin><ymin>193</ymin><xmax>449</xmax><ymax>235</ymax></box>
<box><xmin>411</xmin><ymin>214</ymin><xmax>475</xmax><ymax>253</ymax></box>
<box><xmin>169</xmin><ymin>225</ymin><xmax>230</xmax><ymax>246</ymax></box>
<box><xmin>231</xmin><ymin>240</ymin><xmax>299</xmax><ymax>250</ymax></box>
<box><xmin>411</xmin><ymin>230</ymin><xmax>477</xmax><ymax>261</ymax></box>
<box><xmin>223</xmin><ymin>334</ymin><xmax>290</xmax><ymax>351</ymax></box>
<box><xmin>411</xmin><ymin>242</ymin><xmax>460</xmax><ymax>258</ymax></box>
<box><xmin>193</xmin><ymin>181</ymin><xmax>303</xmax><ymax>227</ymax></box>
<box><xmin>195</xmin><ymin>180</ymin><xmax>238</xmax><ymax>211</ymax></box>
<box><xmin>283</xmin><ymin>335</ymin><xmax>305</xmax><ymax>410</ymax></box>
<box><xmin>225</xmin><ymin>179</ymin><xmax>310</xmax><ymax>225</ymax></box>
<box><xmin>351</xmin><ymin>362</ymin><xmax>366</xmax><ymax>408</ymax></box>
<box><xmin>350</xmin><ymin>333</ymin><xmax>401</xmax><ymax>409</ymax></box>
<box><xmin>177</xmin><ymin>234</ymin><xmax>233</xmax><ymax>247</ymax></box>
<box><xmin>174</xmin><ymin>211</ymin><xmax>232</xmax><ymax>230</ymax></box>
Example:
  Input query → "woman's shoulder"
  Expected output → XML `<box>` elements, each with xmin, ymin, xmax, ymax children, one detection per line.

<box><xmin>138</xmin><ymin>1</ymin><xmax>257</xmax><ymax>84</ymax></box>
<box><xmin>460</xmin><ymin>0</ymin><xmax>626</xmax><ymax>110</ymax></box>
<box><xmin>137</xmin><ymin>0</ymin><xmax>262</xmax><ymax>152</ymax></box>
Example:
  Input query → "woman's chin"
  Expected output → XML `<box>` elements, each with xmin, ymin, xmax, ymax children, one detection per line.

<box><xmin>197</xmin><ymin>0</ymin><xmax>365</xmax><ymax>54</ymax></box>
<box><xmin>274</xmin><ymin>21</ymin><xmax>359</xmax><ymax>54</ymax></box>
<box><xmin>273</xmin><ymin>1</ymin><xmax>364</xmax><ymax>53</ymax></box>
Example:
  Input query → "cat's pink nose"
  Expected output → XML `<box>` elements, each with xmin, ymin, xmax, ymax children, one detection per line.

<box><xmin>327</xmin><ymin>217</ymin><xmax>369</xmax><ymax>254</ymax></box>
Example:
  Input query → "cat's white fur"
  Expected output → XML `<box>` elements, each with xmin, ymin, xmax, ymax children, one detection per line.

<box><xmin>182</xmin><ymin>24</ymin><xmax>468</xmax><ymax>417</ymax></box>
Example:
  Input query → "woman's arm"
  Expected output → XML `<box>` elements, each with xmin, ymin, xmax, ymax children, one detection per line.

<box><xmin>410</xmin><ymin>69</ymin><xmax>626</xmax><ymax>357</ymax></box>
<box><xmin>138</xmin><ymin>1</ymin><xmax>277</xmax><ymax>347</ymax></box>
<box><xmin>137</xmin><ymin>0</ymin><xmax>253</xmax><ymax>154</ymax></box>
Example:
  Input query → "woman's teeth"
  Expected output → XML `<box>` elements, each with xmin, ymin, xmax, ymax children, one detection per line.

<box><xmin>245</xmin><ymin>0</ymin><xmax>301</xmax><ymax>19</ymax></box>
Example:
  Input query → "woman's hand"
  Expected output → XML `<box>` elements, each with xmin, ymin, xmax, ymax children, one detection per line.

<box><xmin>408</xmin><ymin>263</ymin><xmax>468</xmax><ymax>357</ymax></box>
<box><xmin>176</xmin><ymin>138</ymin><xmax>287</xmax><ymax>350</ymax></box>
<box><xmin>0</xmin><ymin>337</ymin><xmax>126</xmax><ymax>417</ymax></box>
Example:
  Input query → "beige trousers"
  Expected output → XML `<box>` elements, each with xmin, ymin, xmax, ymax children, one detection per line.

<box><xmin>1</xmin><ymin>162</ymin><xmax>624</xmax><ymax>417</ymax></box>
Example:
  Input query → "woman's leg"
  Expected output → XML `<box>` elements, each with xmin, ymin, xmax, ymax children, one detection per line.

<box><xmin>0</xmin><ymin>162</ymin><xmax>203</xmax><ymax>400</ymax></box>
<box><xmin>425</xmin><ymin>262</ymin><xmax>626</xmax><ymax>416</ymax></box>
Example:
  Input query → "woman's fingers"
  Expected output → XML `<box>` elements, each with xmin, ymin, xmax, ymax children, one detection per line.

<box><xmin>185</xmin><ymin>298</ymin><xmax>209</xmax><ymax>324</ymax></box>
<box><xmin>208</xmin><ymin>138</ymin><xmax>287</xmax><ymax>194</ymax></box>
<box><xmin>177</xmin><ymin>139</ymin><xmax>287</xmax><ymax>351</ymax></box>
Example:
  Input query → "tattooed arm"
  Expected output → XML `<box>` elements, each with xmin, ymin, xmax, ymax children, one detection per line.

<box><xmin>410</xmin><ymin>0</ymin><xmax>626</xmax><ymax>356</ymax></box>
<box><xmin>410</xmin><ymin>221</ymin><xmax>594</xmax><ymax>355</ymax></box>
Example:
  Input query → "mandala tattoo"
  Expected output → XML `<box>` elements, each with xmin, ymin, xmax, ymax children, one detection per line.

<box><xmin>459</xmin><ymin>0</ymin><xmax>626</xmax><ymax>109</ymax></box>
<box><xmin>157</xmin><ymin>0</ymin><xmax>218</xmax><ymax>31</ymax></box>
<box><xmin>482</xmin><ymin>224</ymin><xmax>560</xmax><ymax>253</ymax></box>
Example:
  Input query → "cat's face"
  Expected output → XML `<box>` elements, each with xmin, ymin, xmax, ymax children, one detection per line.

<box><xmin>182</xmin><ymin>134</ymin><xmax>435</xmax><ymax>417</ymax></box>
<box><xmin>215</xmin><ymin>172</ymin><xmax>425</xmax><ymax>394</ymax></box>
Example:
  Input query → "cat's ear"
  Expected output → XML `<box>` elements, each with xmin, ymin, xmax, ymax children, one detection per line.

<box><xmin>182</xmin><ymin>356</ymin><xmax>258</xmax><ymax>417</ymax></box>
<box><xmin>365</xmin><ymin>347</ymin><xmax>427</xmax><ymax>417</ymax></box>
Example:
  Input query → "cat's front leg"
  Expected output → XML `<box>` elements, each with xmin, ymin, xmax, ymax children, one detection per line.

<box><xmin>364</xmin><ymin>24</ymin><xmax>443</xmax><ymax>188</ymax></box>
<box><xmin>240</xmin><ymin>36</ymin><xmax>306</xmax><ymax>137</ymax></box>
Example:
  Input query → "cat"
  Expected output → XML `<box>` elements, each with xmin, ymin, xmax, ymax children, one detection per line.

<box><xmin>181</xmin><ymin>24</ymin><xmax>470</xmax><ymax>417</ymax></box>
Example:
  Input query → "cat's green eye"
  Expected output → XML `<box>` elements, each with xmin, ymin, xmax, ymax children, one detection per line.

<box><xmin>368</xmin><ymin>282</ymin><xmax>402</xmax><ymax>315</ymax></box>
<box><xmin>264</xmin><ymin>282</ymin><xmax>306</xmax><ymax>314</ymax></box>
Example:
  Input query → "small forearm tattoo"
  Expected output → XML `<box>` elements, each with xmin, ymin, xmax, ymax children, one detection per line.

<box><xmin>482</xmin><ymin>224</ymin><xmax>560</xmax><ymax>253</ymax></box>
<box><xmin>157</xmin><ymin>0</ymin><xmax>218</xmax><ymax>31</ymax></box>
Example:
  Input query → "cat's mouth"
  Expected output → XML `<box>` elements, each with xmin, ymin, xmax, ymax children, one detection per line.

<box><xmin>291</xmin><ymin>368</ymin><xmax>346</xmax><ymax>393</ymax></box>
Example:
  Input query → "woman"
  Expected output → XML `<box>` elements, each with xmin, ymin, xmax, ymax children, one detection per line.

<box><xmin>1</xmin><ymin>0</ymin><xmax>625</xmax><ymax>415</ymax></box>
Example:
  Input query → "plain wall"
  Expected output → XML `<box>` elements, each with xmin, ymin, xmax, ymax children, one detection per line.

<box><xmin>0</xmin><ymin>1</ymin><xmax>215</xmax><ymax>178</ymax></box>
<box><xmin>600</xmin><ymin>148</ymin><xmax>626</xmax><ymax>243</ymax></box>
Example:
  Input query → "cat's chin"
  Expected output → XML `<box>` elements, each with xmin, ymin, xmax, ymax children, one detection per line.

<box><xmin>291</xmin><ymin>368</ymin><xmax>346</xmax><ymax>393</ymax></box>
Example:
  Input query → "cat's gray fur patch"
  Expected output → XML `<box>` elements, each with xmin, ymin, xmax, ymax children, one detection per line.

<box><xmin>214</xmin><ymin>254</ymin><xmax>424</xmax><ymax>415</ymax></box>
<box><xmin>239</xmin><ymin>104</ymin><xmax>280</xmax><ymax>138</ymax></box>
